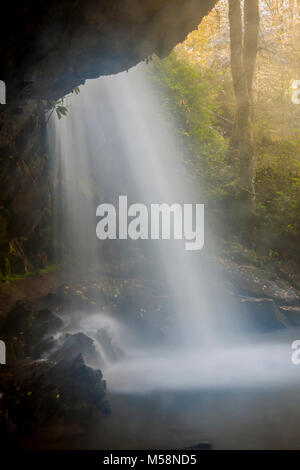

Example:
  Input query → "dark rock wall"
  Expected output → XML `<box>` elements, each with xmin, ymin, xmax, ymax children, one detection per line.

<box><xmin>0</xmin><ymin>0</ymin><xmax>216</xmax><ymax>277</ymax></box>
<box><xmin>1</xmin><ymin>0</ymin><xmax>216</xmax><ymax>102</ymax></box>
<box><xmin>0</xmin><ymin>102</ymin><xmax>52</xmax><ymax>278</ymax></box>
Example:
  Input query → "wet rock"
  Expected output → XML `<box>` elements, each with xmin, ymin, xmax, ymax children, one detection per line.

<box><xmin>28</xmin><ymin>309</ymin><xmax>63</xmax><ymax>359</ymax></box>
<box><xmin>0</xmin><ymin>354</ymin><xmax>108</xmax><ymax>434</ymax></box>
<box><xmin>1</xmin><ymin>303</ymin><xmax>63</xmax><ymax>339</ymax></box>
<box><xmin>0</xmin><ymin>302</ymin><xmax>64</xmax><ymax>361</ymax></box>
<box><xmin>31</xmin><ymin>309</ymin><xmax>63</xmax><ymax>339</ymax></box>
<box><xmin>31</xmin><ymin>335</ymin><xmax>58</xmax><ymax>360</ymax></box>
<box><xmin>239</xmin><ymin>297</ymin><xmax>286</xmax><ymax>332</ymax></box>
<box><xmin>0</xmin><ymin>1</ymin><xmax>217</xmax><ymax>105</ymax></box>
<box><xmin>48</xmin><ymin>354</ymin><xmax>109</xmax><ymax>417</ymax></box>
<box><xmin>227</xmin><ymin>265</ymin><xmax>300</xmax><ymax>306</ymax></box>
<box><xmin>52</xmin><ymin>332</ymin><xmax>102</xmax><ymax>367</ymax></box>
<box><xmin>279</xmin><ymin>306</ymin><xmax>300</xmax><ymax>327</ymax></box>
<box><xmin>95</xmin><ymin>327</ymin><xmax>124</xmax><ymax>363</ymax></box>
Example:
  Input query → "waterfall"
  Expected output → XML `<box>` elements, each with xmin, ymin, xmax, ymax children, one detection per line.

<box><xmin>49</xmin><ymin>63</ymin><xmax>297</xmax><ymax>392</ymax></box>
<box><xmin>49</xmin><ymin>63</ymin><xmax>224</xmax><ymax>344</ymax></box>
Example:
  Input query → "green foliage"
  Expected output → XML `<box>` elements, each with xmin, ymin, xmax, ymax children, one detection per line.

<box><xmin>55</xmin><ymin>104</ymin><xmax>68</xmax><ymax>120</ymax></box>
<box><xmin>255</xmin><ymin>135</ymin><xmax>300</xmax><ymax>258</ymax></box>
<box><xmin>45</xmin><ymin>85</ymin><xmax>80</xmax><ymax>121</ymax></box>
<box><xmin>149</xmin><ymin>53</ymin><xmax>234</xmax><ymax>203</ymax></box>
<box><xmin>44</xmin><ymin>99</ymin><xmax>68</xmax><ymax>121</ymax></box>
<box><xmin>1</xmin><ymin>263</ymin><xmax>60</xmax><ymax>283</ymax></box>
<box><xmin>72</xmin><ymin>87</ymin><xmax>80</xmax><ymax>95</ymax></box>
<box><xmin>149</xmin><ymin>53</ymin><xmax>300</xmax><ymax>262</ymax></box>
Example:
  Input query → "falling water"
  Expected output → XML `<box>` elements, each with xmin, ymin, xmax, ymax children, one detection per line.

<box><xmin>50</xmin><ymin>63</ymin><xmax>222</xmax><ymax>343</ymax></box>
<box><xmin>49</xmin><ymin>63</ymin><xmax>300</xmax><ymax>393</ymax></box>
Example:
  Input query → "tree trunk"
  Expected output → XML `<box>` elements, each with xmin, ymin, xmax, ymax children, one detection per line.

<box><xmin>228</xmin><ymin>0</ymin><xmax>259</xmax><ymax>241</ymax></box>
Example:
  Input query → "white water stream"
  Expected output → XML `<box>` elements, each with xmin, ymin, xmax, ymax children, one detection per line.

<box><xmin>49</xmin><ymin>64</ymin><xmax>300</xmax><ymax>394</ymax></box>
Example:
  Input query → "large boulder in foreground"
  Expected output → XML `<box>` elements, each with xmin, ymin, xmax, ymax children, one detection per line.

<box><xmin>0</xmin><ymin>354</ymin><xmax>109</xmax><ymax>435</ymax></box>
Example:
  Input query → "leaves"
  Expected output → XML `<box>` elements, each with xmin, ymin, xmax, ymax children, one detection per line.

<box><xmin>55</xmin><ymin>105</ymin><xmax>68</xmax><ymax>120</ymax></box>
<box><xmin>150</xmin><ymin>53</ymin><xmax>231</xmax><ymax>203</ymax></box>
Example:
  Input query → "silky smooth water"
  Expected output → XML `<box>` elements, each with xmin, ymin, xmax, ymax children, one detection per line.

<box><xmin>50</xmin><ymin>63</ymin><xmax>221</xmax><ymax>344</ymax></box>
<box><xmin>49</xmin><ymin>64</ymin><xmax>299</xmax><ymax>394</ymax></box>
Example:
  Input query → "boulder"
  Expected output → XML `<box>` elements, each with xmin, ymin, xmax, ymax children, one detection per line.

<box><xmin>31</xmin><ymin>309</ymin><xmax>63</xmax><ymax>340</ymax></box>
<box><xmin>227</xmin><ymin>265</ymin><xmax>300</xmax><ymax>306</ymax></box>
<box><xmin>0</xmin><ymin>354</ymin><xmax>109</xmax><ymax>434</ymax></box>
<box><xmin>1</xmin><ymin>303</ymin><xmax>63</xmax><ymax>339</ymax></box>
<box><xmin>239</xmin><ymin>297</ymin><xmax>286</xmax><ymax>332</ymax></box>
<box><xmin>28</xmin><ymin>309</ymin><xmax>63</xmax><ymax>359</ymax></box>
<box><xmin>51</xmin><ymin>332</ymin><xmax>102</xmax><ymax>367</ymax></box>
<box><xmin>279</xmin><ymin>306</ymin><xmax>300</xmax><ymax>327</ymax></box>
<box><xmin>0</xmin><ymin>302</ymin><xmax>64</xmax><ymax>361</ymax></box>
<box><xmin>48</xmin><ymin>354</ymin><xmax>109</xmax><ymax>417</ymax></box>
<box><xmin>31</xmin><ymin>335</ymin><xmax>58</xmax><ymax>360</ymax></box>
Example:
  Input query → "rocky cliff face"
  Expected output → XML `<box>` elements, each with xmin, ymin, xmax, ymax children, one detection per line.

<box><xmin>0</xmin><ymin>0</ymin><xmax>216</xmax><ymax>103</ymax></box>
<box><xmin>0</xmin><ymin>102</ymin><xmax>51</xmax><ymax>278</ymax></box>
<box><xmin>0</xmin><ymin>0</ymin><xmax>216</xmax><ymax>278</ymax></box>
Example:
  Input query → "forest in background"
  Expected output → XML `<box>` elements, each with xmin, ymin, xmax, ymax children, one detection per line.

<box><xmin>150</xmin><ymin>0</ymin><xmax>300</xmax><ymax>269</ymax></box>
<box><xmin>1</xmin><ymin>0</ymin><xmax>298</xmax><ymax>283</ymax></box>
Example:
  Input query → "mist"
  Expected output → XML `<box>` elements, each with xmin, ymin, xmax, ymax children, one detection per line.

<box><xmin>48</xmin><ymin>63</ymin><xmax>300</xmax><ymax>395</ymax></box>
